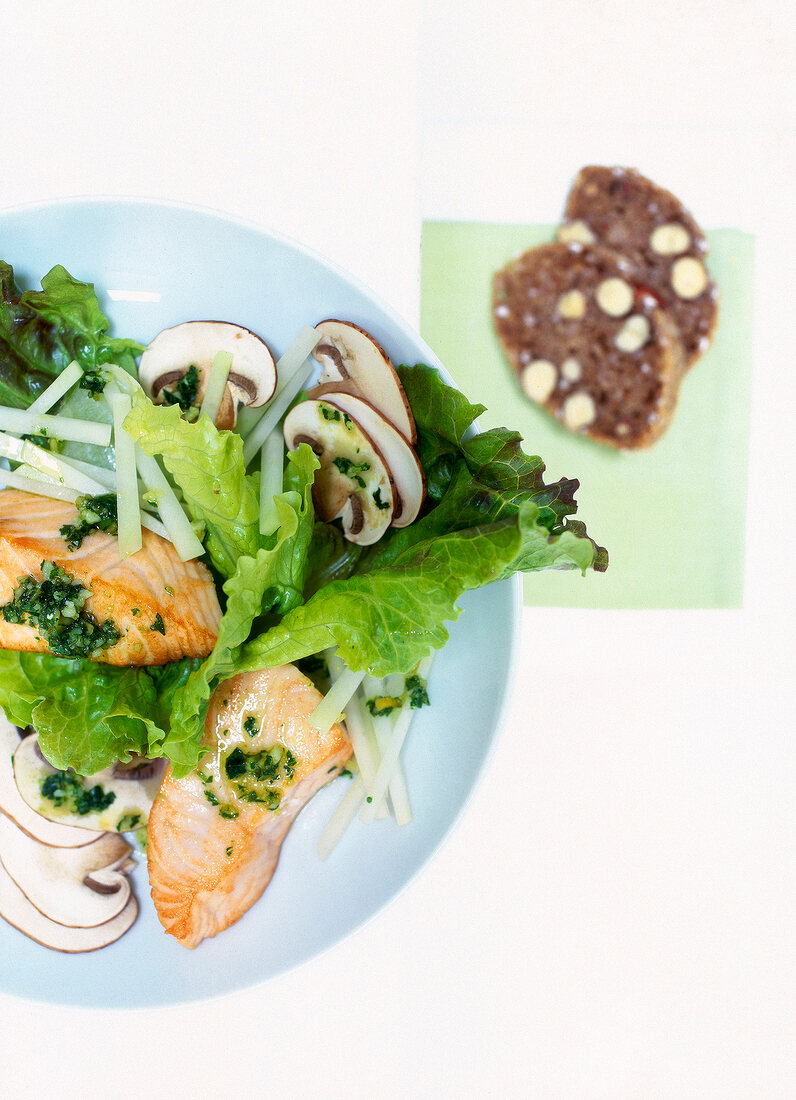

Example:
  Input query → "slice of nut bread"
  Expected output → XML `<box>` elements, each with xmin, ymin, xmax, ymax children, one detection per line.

<box><xmin>492</xmin><ymin>242</ymin><xmax>687</xmax><ymax>449</ymax></box>
<box><xmin>558</xmin><ymin>166</ymin><xmax>718</xmax><ymax>366</ymax></box>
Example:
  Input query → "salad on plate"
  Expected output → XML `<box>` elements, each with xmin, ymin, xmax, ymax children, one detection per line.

<box><xmin>0</xmin><ymin>257</ymin><xmax>607</xmax><ymax>952</ymax></box>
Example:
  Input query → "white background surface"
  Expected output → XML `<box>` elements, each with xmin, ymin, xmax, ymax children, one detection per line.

<box><xmin>1</xmin><ymin>2</ymin><xmax>794</xmax><ymax>1097</ymax></box>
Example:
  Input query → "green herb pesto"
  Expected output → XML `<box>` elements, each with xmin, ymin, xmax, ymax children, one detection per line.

<box><xmin>150</xmin><ymin>613</ymin><xmax>166</xmax><ymax>635</ymax></box>
<box><xmin>214</xmin><ymin>743</ymin><xmax>298</xmax><ymax>814</ymax></box>
<box><xmin>59</xmin><ymin>493</ymin><xmax>118</xmax><ymax>550</ymax></box>
<box><xmin>405</xmin><ymin>673</ymin><xmax>430</xmax><ymax>709</ymax></box>
<box><xmin>333</xmin><ymin>455</ymin><xmax>371</xmax><ymax>488</ymax></box>
<box><xmin>1</xmin><ymin>561</ymin><xmax>121</xmax><ymax>658</ymax></box>
<box><xmin>372</xmin><ymin>486</ymin><xmax>390</xmax><ymax>511</ymax></box>
<box><xmin>116</xmin><ymin>812</ymin><xmax>142</xmax><ymax>832</ymax></box>
<box><xmin>225</xmin><ymin>843</ymin><xmax>234</xmax><ymax>857</ymax></box>
<box><xmin>320</xmin><ymin>404</ymin><xmax>341</xmax><ymax>422</ymax></box>
<box><xmin>243</xmin><ymin>716</ymin><xmax>259</xmax><ymax>738</ymax></box>
<box><xmin>162</xmin><ymin>364</ymin><xmax>200</xmax><ymax>416</ymax></box>
<box><xmin>79</xmin><ymin>369</ymin><xmax>108</xmax><ymax>397</ymax></box>
<box><xmin>41</xmin><ymin>770</ymin><xmax>116</xmax><ymax>815</ymax></box>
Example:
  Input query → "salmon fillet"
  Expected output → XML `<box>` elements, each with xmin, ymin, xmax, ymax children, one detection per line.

<box><xmin>147</xmin><ymin>664</ymin><xmax>352</xmax><ymax>948</ymax></box>
<box><xmin>0</xmin><ymin>489</ymin><xmax>221</xmax><ymax>665</ymax></box>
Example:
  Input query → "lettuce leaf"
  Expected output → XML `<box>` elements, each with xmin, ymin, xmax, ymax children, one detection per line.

<box><xmin>123</xmin><ymin>393</ymin><xmax>262</xmax><ymax>577</ymax></box>
<box><xmin>0</xmin><ymin>650</ymin><xmax>198</xmax><ymax>775</ymax></box>
<box><xmin>155</xmin><ymin>445</ymin><xmax>320</xmax><ymax>774</ymax></box>
<box><xmin>239</xmin><ymin>498</ymin><xmax>594</xmax><ymax>678</ymax></box>
<box><xmin>237</xmin><ymin>365</ymin><xmax>606</xmax><ymax>680</ymax></box>
<box><xmin>0</xmin><ymin>261</ymin><xmax>141</xmax><ymax>409</ymax></box>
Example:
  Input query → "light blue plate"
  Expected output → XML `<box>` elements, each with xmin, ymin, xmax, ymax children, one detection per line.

<box><xmin>0</xmin><ymin>198</ymin><xmax>521</xmax><ymax>1006</ymax></box>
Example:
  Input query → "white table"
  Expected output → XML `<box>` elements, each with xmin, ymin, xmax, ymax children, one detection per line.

<box><xmin>1</xmin><ymin>3</ymin><xmax>793</xmax><ymax>1096</ymax></box>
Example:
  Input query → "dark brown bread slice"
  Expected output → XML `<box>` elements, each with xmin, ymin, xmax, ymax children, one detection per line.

<box><xmin>492</xmin><ymin>242</ymin><xmax>687</xmax><ymax>449</ymax></box>
<box><xmin>558</xmin><ymin>166</ymin><xmax>718</xmax><ymax>366</ymax></box>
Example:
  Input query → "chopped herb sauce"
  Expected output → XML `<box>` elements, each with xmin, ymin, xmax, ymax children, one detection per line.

<box><xmin>243</xmin><ymin>716</ymin><xmax>260</xmax><ymax>738</ymax></box>
<box><xmin>149</xmin><ymin>613</ymin><xmax>166</xmax><ymax>634</ymax></box>
<box><xmin>162</xmin><ymin>364</ymin><xmax>200</xmax><ymax>416</ymax></box>
<box><xmin>0</xmin><ymin>561</ymin><xmax>121</xmax><ymax>657</ymax></box>
<box><xmin>333</xmin><ymin>455</ymin><xmax>371</xmax><ymax>488</ymax></box>
<box><xmin>41</xmin><ymin>770</ymin><xmax>116</xmax><ymax>815</ymax></box>
<box><xmin>116</xmin><ymin>812</ymin><xmax>142</xmax><ymax>832</ymax></box>
<box><xmin>79</xmin><ymin>369</ymin><xmax>108</xmax><ymax>397</ymax></box>
<box><xmin>405</xmin><ymin>673</ymin><xmax>430</xmax><ymax>709</ymax></box>
<box><xmin>372</xmin><ymin>486</ymin><xmax>390</xmax><ymax>511</ymax></box>
<box><xmin>205</xmin><ymin>742</ymin><xmax>299</xmax><ymax>815</ymax></box>
<box><xmin>60</xmin><ymin>493</ymin><xmax>118</xmax><ymax>550</ymax></box>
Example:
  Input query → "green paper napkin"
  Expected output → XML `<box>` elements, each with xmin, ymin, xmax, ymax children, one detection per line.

<box><xmin>421</xmin><ymin>221</ymin><xmax>754</xmax><ymax>609</ymax></box>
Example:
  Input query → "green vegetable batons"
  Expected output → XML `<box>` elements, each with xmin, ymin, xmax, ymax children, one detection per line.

<box><xmin>109</xmin><ymin>391</ymin><xmax>142</xmax><ymax>559</ymax></box>
<box><xmin>259</xmin><ymin>429</ymin><xmax>284</xmax><ymax>537</ymax></box>
<box><xmin>241</xmin><ymin>329</ymin><xmax>320</xmax><ymax>464</ymax></box>
<box><xmin>198</xmin><ymin>350</ymin><xmax>232</xmax><ymax>425</ymax></box>
<box><xmin>134</xmin><ymin>447</ymin><xmax>205</xmax><ymax>561</ymax></box>
<box><xmin>25</xmin><ymin>361</ymin><xmax>84</xmax><ymax>415</ymax></box>
<box><xmin>0</xmin><ymin>406</ymin><xmax>111</xmax><ymax>447</ymax></box>
<box><xmin>0</xmin><ymin>432</ymin><xmax>109</xmax><ymax>496</ymax></box>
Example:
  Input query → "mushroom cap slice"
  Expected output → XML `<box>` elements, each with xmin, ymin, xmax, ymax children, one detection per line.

<box><xmin>313</xmin><ymin>320</ymin><xmax>417</xmax><ymax>444</ymax></box>
<box><xmin>138</xmin><ymin>320</ymin><xmax>277</xmax><ymax>429</ymax></box>
<box><xmin>0</xmin><ymin>814</ymin><xmax>132</xmax><ymax>927</ymax></box>
<box><xmin>313</xmin><ymin>391</ymin><xmax>426</xmax><ymax>528</ymax></box>
<box><xmin>0</xmin><ymin>857</ymin><xmax>138</xmax><ymax>952</ymax></box>
<box><xmin>13</xmin><ymin>733</ymin><xmax>165</xmax><ymax>834</ymax></box>
<box><xmin>0</xmin><ymin>715</ymin><xmax>104</xmax><ymax>848</ymax></box>
<box><xmin>283</xmin><ymin>399</ymin><xmax>395</xmax><ymax>545</ymax></box>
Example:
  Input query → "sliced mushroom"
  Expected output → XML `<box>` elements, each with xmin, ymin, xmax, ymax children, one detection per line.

<box><xmin>0</xmin><ymin>715</ymin><xmax>103</xmax><ymax>847</ymax></box>
<box><xmin>283</xmin><ymin>399</ymin><xmax>395</xmax><ymax>545</ymax></box>
<box><xmin>0</xmin><ymin>814</ymin><xmax>132</xmax><ymax>927</ymax></box>
<box><xmin>316</xmin><ymin>392</ymin><xmax>426</xmax><ymax>528</ymax></box>
<box><xmin>14</xmin><ymin>733</ymin><xmax>166</xmax><ymax>834</ymax></box>
<box><xmin>138</xmin><ymin>320</ymin><xmax>277</xmax><ymax>430</ymax></box>
<box><xmin>313</xmin><ymin>320</ymin><xmax>417</xmax><ymax>444</ymax></box>
<box><xmin>0</xmin><ymin>857</ymin><xmax>138</xmax><ymax>952</ymax></box>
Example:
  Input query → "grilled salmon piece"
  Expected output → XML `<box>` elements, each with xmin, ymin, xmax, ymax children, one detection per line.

<box><xmin>0</xmin><ymin>489</ymin><xmax>220</xmax><ymax>665</ymax></box>
<box><xmin>147</xmin><ymin>664</ymin><xmax>352</xmax><ymax>948</ymax></box>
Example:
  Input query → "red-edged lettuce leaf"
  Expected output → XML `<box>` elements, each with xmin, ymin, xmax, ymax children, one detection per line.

<box><xmin>0</xmin><ymin>261</ymin><xmax>141</xmax><ymax>408</ymax></box>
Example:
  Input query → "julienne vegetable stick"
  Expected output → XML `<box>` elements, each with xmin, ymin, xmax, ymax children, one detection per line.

<box><xmin>0</xmin><ymin>432</ymin><xmax>108</xmax><ymax>496</ymax></box>
<box><xmin>258</xmin><ymin>428</ymin><xmax>284</xmax><ymax>537</ymax></box>
<box><xmin>370</xmin><ymin>712</ymin><xmax>412</xmax><ymax>825</ymax></box>
<box><xmin>242</xmin><ymin>341</ymin><xmax>319</xmax><ymax>464</ymax></box>
<box><xmin>24</xmin><ymin>361</ymin><xmax>83</xmax><ymax>415</ymax></box>
<box><xmin>0</xmin><ymin>406</ymin><xmax>112</xmax><ymax>447</ymax></box>
<box><xmin>0</xmin><ymin>466</ymin><xmax>80</xmax><ymax>503</ymax></box>
<box><xmin>59</xmin><ymin>455</ymin><xmax>116</xmax><ymax>490</ymax></box>
<box><xmin>108</xmin><ymin>392</ymin><xmax>142</xmax><ymax>559</ymax></box>
<box><xmin>309</xmin><ymin>663</ymin><xmax>366</xmax><ymax>737</ymax></box>
<box><xmin>0</xmin><ymin>465</ymin><xmax>170</xmax><ymax>544</ymax></box>
<box><xmin>340</xmin><ymin>692</ymin><xmax>389</xmax><ymax>820</ymax></box>
<box><xmin>359</xmin><ymin>705</ymin><xmax>416</xmax><ymax>826</ymax></box>
<box><xmin>134</xmin><ymin>447</ymin><xmax>205</xmax><ymax>561</ymax></box>
<box><xmin>317</xmin><ymin>773</ymin><xmax>367</xmax><ymax>861</ymax></box>
<box><xmin>240</xmin><ymin>325</ymin><xmax>320</xmax><ymax>439</ymax></box>
<box><xmin>198</xmin><ymin>351</ymin><xmax>233</xmax><ymax>425</ymax></box>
